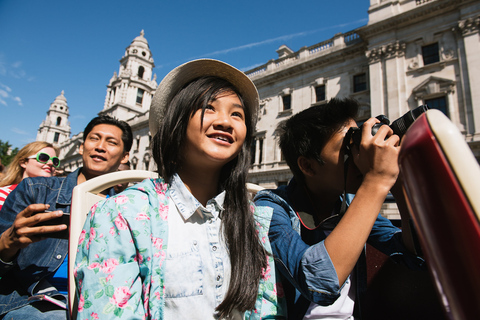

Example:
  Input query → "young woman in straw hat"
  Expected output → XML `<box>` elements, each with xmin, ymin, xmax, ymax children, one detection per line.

<box><xmin>74</xmin><ymin>59</ymin><xmax>286</xmax><ymax>319</ymax></box>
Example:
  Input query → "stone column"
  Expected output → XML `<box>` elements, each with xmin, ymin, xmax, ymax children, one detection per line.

<box><xmin>366</xmin><ymin>46</ymin><xmax>385</xmax><ymax>117</ymax></box>
<box><xmin>459</xmin><ymin>16</ymin><xmax>480</xmax><ymax>136</ymax></box>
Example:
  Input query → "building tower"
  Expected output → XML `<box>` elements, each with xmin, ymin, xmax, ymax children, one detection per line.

<box><xmin>100</xmin><ymin>30</ymin><xmax>157</xmax><ymax>121</ymax></box>
<box><xmin>36</xmin><ymin>90</ymin><xmax>71</xmax><ymax>145</ymax></box>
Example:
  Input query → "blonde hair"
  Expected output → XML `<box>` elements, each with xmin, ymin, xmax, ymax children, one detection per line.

<box><xmin>0</xmin><ymin>141</ymin><xmax>59</xmax><ymax>187</ymax></box>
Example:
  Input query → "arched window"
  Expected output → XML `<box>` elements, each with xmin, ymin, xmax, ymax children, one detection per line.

<box><xmin>138</xmin><ymin>66</ymin><xmax>145</xmax><ymax>78</ymax></box>
<box><xmin>56</xmin><ymin>117</ymin><xmax>61</xmax><ymax>126</ymax></box>
<box><xmin>136</xmin><ymin>89</ymin><xmax>145</xmax><ymax>105</ymax></box>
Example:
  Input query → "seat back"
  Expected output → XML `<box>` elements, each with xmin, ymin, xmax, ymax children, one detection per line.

<box><xmin>399</xmin><ymin>109</ymin><xmax>480</xmax><ymax>319</ymax></box>
<box><xmin>246</xmin><ymin>182</ymin><xmax>265</xmax><ymax>199</ymax></box>
<box><xmin>68</xmin><ymin>170</ymin><xmax>158</xmax><ymax>317</ymax></box>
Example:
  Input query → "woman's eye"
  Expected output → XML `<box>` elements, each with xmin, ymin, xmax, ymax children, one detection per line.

<box><xmin>232</xmin><ymin>111</ymin><xmax>244</xmax><ymax>119</ymax></box>
<box><xmin>205</xmin><ymin>105</ymin><xmax>215</xmax><ymax>111</ymax></box>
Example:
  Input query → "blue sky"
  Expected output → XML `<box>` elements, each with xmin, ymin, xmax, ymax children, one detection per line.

<box><xmin>0</xmin><ymin>0</ymin><xmax>369</xmax><ymax>149</ymax></box>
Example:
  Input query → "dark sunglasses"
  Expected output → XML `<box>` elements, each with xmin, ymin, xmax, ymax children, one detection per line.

<box><xmin>28</xmin><ymin>152</ymin><xmax>61</xmax><ymax>168</ymax></box>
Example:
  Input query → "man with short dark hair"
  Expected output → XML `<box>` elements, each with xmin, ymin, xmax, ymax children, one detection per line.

<box><xmin>0</xmin><ymin>115</ymin><xmax>132</xmax><ymax>319</ymax></box>
<box><xmin>254</xmin><ymin>98</ymin><xmax>423</xmax><ymax>319</ymax></box>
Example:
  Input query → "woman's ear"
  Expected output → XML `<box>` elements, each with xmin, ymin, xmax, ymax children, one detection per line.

<box><xmin>20</xmin><ymin>159</ymin><xmax>28</xmax><ymax>169</ymax></box>
<box><xmin>297</xmin><ymin>156</ymin><xmax>317</xmax><ymax>177</ymax></box>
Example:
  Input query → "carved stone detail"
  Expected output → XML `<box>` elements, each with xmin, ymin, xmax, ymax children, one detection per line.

<box><xmin>366</xmin><ymin>41</ymin><xmax>405</xmax><ymax>63</ymax></box>
<box><xmin>458</xmin><ymin>16</ymin><xmax>480</xmax><ymax>36</ymax></box>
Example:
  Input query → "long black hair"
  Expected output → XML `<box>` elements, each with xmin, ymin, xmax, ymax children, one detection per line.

<box><xmin>152</xmin><ymin>76</ymin><xmax>266</xmax><ymax>317</ymax></box>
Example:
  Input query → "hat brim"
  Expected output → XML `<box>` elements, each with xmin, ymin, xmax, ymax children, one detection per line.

<box><xmin>149</xmin><ymin>59</ymin><xmax>259</xmax><ymax>135</ymax></box>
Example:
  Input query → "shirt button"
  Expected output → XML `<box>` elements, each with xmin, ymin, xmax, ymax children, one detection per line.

<box><xmin>193</xmin><ymin>240</ymin><xmax>197</xmax><ymax>246</ymax></box>
<box><xmin>56</xmin><ymin>255</ymin><xmax>62</xmax><ymax>259</ymax></box>
<box><xmin>217</xmin><ymin>275</ymin><xmax>221</xmax><ymax>281</ymax></box>
<box><xmin>212</xmin><ymin>246</ymin><xmax>217</xmax><ymax>251</ymax></box>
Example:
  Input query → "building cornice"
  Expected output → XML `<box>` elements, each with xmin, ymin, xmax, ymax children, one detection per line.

<box><xmin>251</xmin><ymin>42</ymin><xmax>366</xmax><ymax>88</ymax></box>
<box><xmin>99</xmin><ymin>102</ymin><xmax>144</xmax><ymax>117</ymax></box>
<box><xmin>358</xmin><ymin>0</ymin><xmax>476</xmax><ymax>39</ymax></box>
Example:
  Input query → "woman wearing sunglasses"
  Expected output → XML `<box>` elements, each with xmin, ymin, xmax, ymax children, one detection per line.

<box><xmin>0</xmin><ymin>141</ymin><xmax>60</xmax><ymax>210</ymax></box>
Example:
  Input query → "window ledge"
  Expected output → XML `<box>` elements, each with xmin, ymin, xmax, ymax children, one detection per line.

<box><xmin>406</xmin><ymin>59</ymin><xmax>456</xmax><ymax>75</ymax></box>
<box><xmin>278</xmin><ymin>109</ymin><xmax>293</xmax><ymax>117</ymax></box>
<box><xmin>350</xmin><ymin>89</ymin><xmax>370</xmax><ymax>97</ymax></box>
<box><xmin>311</xmin><ymin>100</ymin><xmax>328</xmax><ymax>107</ymax></box>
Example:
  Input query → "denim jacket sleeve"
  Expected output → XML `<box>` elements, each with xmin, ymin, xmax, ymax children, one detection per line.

<box><xmin>0</xmin><ymin>179</ymin><xmax>35</xmax><ymax>276</ymax></box>
<box><xmin>255</xmin><ymin>196</ymin><xmax>342</xmax><ymax>306</ymax></box>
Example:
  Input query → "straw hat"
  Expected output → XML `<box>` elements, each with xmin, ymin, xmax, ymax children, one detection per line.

<box><xmin>149</xmin><ymin>59</ymin><xmax>259</xmax><ymax>135</ymax></box>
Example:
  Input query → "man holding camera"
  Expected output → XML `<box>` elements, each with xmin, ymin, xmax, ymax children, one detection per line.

<box><xmin>0</xmin><ymin>115</ymin><xmax>132</xmax><ymax>319</ymax></box>
<box><xmin>254</xmin><ymin>98</ymin><xmax>424</xmax><ymax>319</ymax></box>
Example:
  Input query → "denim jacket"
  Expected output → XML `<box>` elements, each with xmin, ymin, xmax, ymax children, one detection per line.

<box><xmin>0</xmin><ymin>168</ymin><xmax>84</xmax><ymax>315</ymax></box>
<box><xmin>254</xmin><ymin>179</ymin><xmax>424</xmax><ymax>319</ymax></box>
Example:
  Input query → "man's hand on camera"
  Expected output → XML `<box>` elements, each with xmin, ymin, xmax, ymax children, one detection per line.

<box><xmin>352</xmin><ymin>117</ymin><xmax>400</xmax><ymax>191</ymax></box>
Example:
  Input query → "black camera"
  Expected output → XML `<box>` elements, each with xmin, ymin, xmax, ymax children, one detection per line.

<box><xmin>348</xmin><ymin>105</ymin><xmax>429</xmax><ymax>147</ymax></box>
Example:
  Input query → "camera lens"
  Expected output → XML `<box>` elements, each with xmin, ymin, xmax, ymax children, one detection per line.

<box><xmin>390</xmin><ymin>105</ymin><xmax>428</xmax><ymax>138</ymax></box>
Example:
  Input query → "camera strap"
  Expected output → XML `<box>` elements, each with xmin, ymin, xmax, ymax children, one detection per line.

<box><xmin>339</xmin><ymin>128</ymin><xmax>356</xmax><ymax>216</ymax></box>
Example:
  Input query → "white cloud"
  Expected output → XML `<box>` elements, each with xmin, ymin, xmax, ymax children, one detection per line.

<box><xmin>13</xmin><ymin>96</ymin><xmax>23</xmax><ymax>106</ymax></box>
<box><xmin>198</xmin><ymin>18</ymin><xmax>368</xmax><ymax>58</ymax></box>
<box><xmin>10</xmin><ymin>69</ymin><xmax>26</xmax><ymax>79</ymax></box>
<box><xmin>0</xmin><ymin>55</ymin><xmax>30</xmax><ymax>80</ymax></box>
<box><xmin>0</xmin><ymin>84</ymin><xmax>12</xmax><ymax>92</ymax></box>
<box><xmin>0</xmin><ymin>83</ymin><xmax>23</xmax><ymax>107</ymax></box>
<box><xmin>11</xmin><ymin>127</ymin><xmax>29</xmax><ymax>135</ymax></box>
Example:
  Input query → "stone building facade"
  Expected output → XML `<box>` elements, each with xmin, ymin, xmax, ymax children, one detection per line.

<box><xmin>38</xmin><ymin>0</ymin><xmax>480</xmax><ymax>216</ymax></box>
<box><xmin>246</xmin><ymin>0</ymin><xmax>480</xmax><ymax>194</ymax></box>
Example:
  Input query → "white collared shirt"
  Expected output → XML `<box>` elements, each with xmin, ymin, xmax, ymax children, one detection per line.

<box><xmin>164</xmin><ymin>174</ymin><xmax>239</xmax><ymax>319</ymax></box>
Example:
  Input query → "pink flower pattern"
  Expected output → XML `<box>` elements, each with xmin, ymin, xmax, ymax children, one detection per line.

<box><xmin>114</xmin><ymin>212</ymin><xmax>128</xmax><ymax>230</ymax></box>
<box><xmin>110</xmin><ymin>286</ymin><xmax>132</xmax><ymax>308</ymax></box>
<box><xmin>136</xmin><ymin>212</ymin><xmax>150</xmax><ymax>220</ymax></box>
<box><xmin>158</xmin><ymin>203</ymin><xmax>168</xmax><ymax>221</ymax></box>
<box><xmin>78</xmin><ymin>293</ymin><xmax>85</xmax><ymax>312</ymax></box>
<box><xmin>114</xmin><ymin>194</ymin><xmax>129</xmax><ymax>204</ymax></box>
<box><xmin>78</xmin><ymin>229</ymin><xmax>86</xmax><ymax>245</ymax></box>
<box><xmin>101</xmin><ymin>258</ymin><xmax>119</xmax><ymax>273</ymax></box>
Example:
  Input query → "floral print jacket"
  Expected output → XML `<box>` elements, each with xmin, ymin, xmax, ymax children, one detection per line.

<box><xmin>74</xmin><ymin>178</ymin><xmax>286</xmax><ymax>319</ymax></box>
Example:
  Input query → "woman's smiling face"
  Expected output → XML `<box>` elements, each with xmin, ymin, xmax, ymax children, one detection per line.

<box><xmin>181</xmin><ymin>91</ymin><xmax>247</xmax><ymax>171</ymax></box>
<box><xmin>21</xmin><ymin>147</ymin><xmax>57</xmax><ymax>179</ymax></box>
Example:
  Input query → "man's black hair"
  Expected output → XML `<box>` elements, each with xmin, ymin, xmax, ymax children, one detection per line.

<box><xmin>83</xmin><ymin>115</ymin><xmax>133</xmax><ymax>152</ymax></box>
<box><xmin>277</xmin><ymin>97</ymin><xmax>359</xmax><ymax>182</ymax></box>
